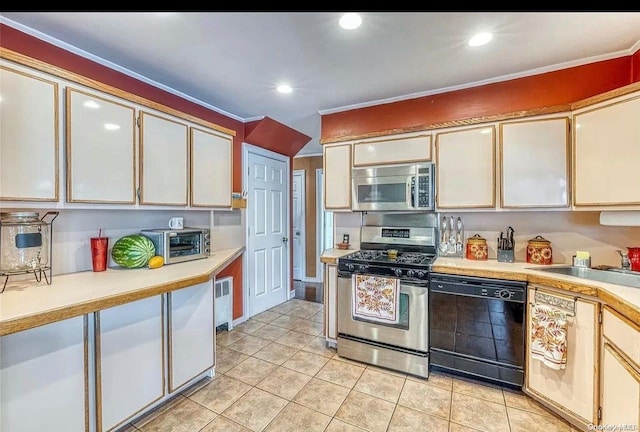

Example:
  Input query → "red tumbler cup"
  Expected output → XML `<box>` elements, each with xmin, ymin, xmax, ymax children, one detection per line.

<box><xmin>91</xmin><ymin>237</ymin><xmax>109</xmax><ymax>272</ymax></box>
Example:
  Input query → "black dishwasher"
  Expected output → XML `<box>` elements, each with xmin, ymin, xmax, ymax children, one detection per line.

<box><xmin>429</xmin><ymin>273</ymin><xmax>527</xmax><ymax>388</ymax></box>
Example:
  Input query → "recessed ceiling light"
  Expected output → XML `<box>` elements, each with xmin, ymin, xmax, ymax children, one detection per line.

<box><xmin>339</xmin><ymin>13</ymin><xmax>362</xmax><ymax>30</ymax></box>
<box><xmin>276</xmin><ymin>84</ymin><xmax>292</xmax><ymax>94</ymax></box>
<box><xmin>468</xmin><ymin>32</ymin><xmax>493</xmax><ymax>47</ymax></box>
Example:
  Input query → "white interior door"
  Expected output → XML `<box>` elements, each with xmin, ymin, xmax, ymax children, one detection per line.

<box><xmin>292</xmin><ymin>170</ymin><xmax>305</xmax><ymax>281</ymax></box>
<box><xmin>246</xmin><ymin>148</ymin><xmax>289</xmax><ymax>317</ymax></box>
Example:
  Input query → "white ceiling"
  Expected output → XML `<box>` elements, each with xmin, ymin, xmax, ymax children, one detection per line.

<box><xmin>3</xmin><ymin>11</ymin><xmax>640</xmax><ymax>156</ymax></box>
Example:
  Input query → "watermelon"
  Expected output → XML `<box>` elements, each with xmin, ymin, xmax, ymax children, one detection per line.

<box><xmin>111</xmin><ymin>234</ymin><xmax>156</xmax><ymax>268</ymax></box>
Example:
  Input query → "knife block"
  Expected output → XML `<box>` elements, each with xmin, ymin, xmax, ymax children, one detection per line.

<box><xmin>497</xmin><ymin>249</ymin><xmax>515</xmax><ymax>263</ymax></box>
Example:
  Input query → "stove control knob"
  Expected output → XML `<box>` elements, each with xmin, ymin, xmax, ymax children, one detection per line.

<box><xmin>407</xmin><ymin>269</ymin><xmax>415</xmax><ymax>278</ymax></box>
<box><xmin>417</xmin><ymin>271</ymin><xmax>426</xmax><ymax>279</ymax></box>
<box><xmin>347</xmin><ymin>264</ymin><xmax>354</xmax><ymax>271</ymax></box>
<box><xmin>394</xmin><ymin>268</ymin><xmax>403</xmax><ymax>277</ymax></box>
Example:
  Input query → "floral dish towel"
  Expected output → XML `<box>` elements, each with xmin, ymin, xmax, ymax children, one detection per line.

<box><xmin>530</xmin><ymin>303</ymin><xmax>569</xmax><ymax>370</ymax></box>
<box><xmin>352</xmin><ymin>274</ymin><xmax>400</xmax><ymax>324</ymax></box>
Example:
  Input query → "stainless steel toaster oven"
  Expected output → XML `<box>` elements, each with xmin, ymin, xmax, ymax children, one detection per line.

<box><xmin>140</xmin><ymin>228</ymin><xmax>210</xmax><ymax>265</ymax></box>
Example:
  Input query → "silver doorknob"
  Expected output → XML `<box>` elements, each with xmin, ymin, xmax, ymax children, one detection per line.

<box><xmin>282</xmin><ymin>237</ymin><xmax>289</xmax><ymax>243</ymax></box>
<box><xmin>295</xmin><ymin>231</ymin><xmax>301</xmax><ymax>235</ymax></box>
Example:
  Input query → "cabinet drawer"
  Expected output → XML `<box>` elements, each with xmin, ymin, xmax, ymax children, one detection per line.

<box><xmin>603</xmin><ymin>306</ymin><xmax>640</xmax><ymax>367</ymax></box>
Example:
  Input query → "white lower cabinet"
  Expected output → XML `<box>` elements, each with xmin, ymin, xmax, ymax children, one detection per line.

<box><xmin>601</xmin><ymin>343</ymin><xmax>640</xmax><ymax>426</ymax></box>
<box><xmin>96</xmin><ymin>295</ymin><xmax>164</xmax><ymax>432</ymax></box>
<box><xmin>601</xmin><ymin>306</ymin><xmax>640</xmax><ymax>426</ymax></box>
<box><xmin>168</xmin><ymin>281</ymin><xmax>215</xmax><ymax>392</ymax></box>
<box><xmin>323</xmin><ymin>263</ymin><xmax>338</xmax><ymax>345</ymax></box>
<box><xmin>0</xmin><ymin>316</ymin><xmax>87</xmax><ymax>432</ymax></box>
<box><xmin>525</xmin><ymin>286</ymin><xmax>599</xmax><ymax>427</ymax></box>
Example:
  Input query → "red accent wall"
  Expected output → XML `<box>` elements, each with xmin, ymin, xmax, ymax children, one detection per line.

<box><xmin>321</xmin><ymin>56</ymin><xmax>633</xmax><ymax>142</ymax></box>
<box><xmin>216</xmin><ymin>256</ymin><xmax>244</xmax><ymax>319</ymax></box>
<box><xmin>633</xmin><ymin>49</ymin><xmax>640</xmax><ymax>83</ymax></box>
<box><xmin>245</xmin><ymin>117</ymin><xmax>312</xmax><ymax>157</ymax></box>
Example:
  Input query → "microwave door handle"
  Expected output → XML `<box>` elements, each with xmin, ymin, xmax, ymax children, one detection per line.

<box><xmin>408</xmin><ymin>179</ymin><xmax>416</xmax><ymax>208</ymax></box>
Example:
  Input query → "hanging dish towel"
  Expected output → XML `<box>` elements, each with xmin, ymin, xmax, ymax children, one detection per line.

<box><xmin>530</xmin><ymin>303</ymin><xmax>569</xmax><ymax>370</ymax></box>
<box><xmin>352</xmin><ymin>274</ymin><xmax>400</xmax><ymax>324</ymax></box>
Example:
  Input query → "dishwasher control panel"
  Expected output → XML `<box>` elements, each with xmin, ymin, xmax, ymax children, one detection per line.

<box><xmin>429</xmin><ymin>273</ymin><xmax>526</xmax><ymax>303</ymax></box>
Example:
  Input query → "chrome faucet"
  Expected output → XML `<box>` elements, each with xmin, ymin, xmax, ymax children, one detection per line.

<box><xmin>615</xmin><ymin>250</ymin><xmax>631</xmax><ymax>270</ymax></box>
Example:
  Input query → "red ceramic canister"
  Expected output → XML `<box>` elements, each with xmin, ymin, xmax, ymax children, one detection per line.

<box><xmin>526</xmin><ymin>235</ymin><xmax>552</xmax><ymax>265</ymax></box>
<box><xmin>466</xmin><ymin>234</ymin><xmax>488</xmax><ymax>260</ymax></box>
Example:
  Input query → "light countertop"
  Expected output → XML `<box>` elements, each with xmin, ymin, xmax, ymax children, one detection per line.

<box><xmin>320</xmin><ymin>248</ymin><xmax>357</xmax><ymax>264</ymax></box>
<box><xmin>432</xmin><ymin>256</ymin><xmax>640</xmax><ymax>324</ymax></box>
<box><xmin>0</xmin><ymin>247</ymin><xmax>244</xmax><ymax>336</ymax></box>
<box><xmin>319</xmin><ymin>249</ymin><xmax>639</xmax><ymax>323</ymax></box>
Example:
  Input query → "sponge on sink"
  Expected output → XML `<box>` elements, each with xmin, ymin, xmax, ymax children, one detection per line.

<box><xmin>575</xmin><ymin>251</ymin><xmax>590</xmax><ymax>259</ymax></box>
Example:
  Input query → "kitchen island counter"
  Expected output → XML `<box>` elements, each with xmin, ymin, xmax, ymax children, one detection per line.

<box><xmin>0</xmin><ymin>246</ymin><xmax>244</xmax><ymax>336</ymax></box>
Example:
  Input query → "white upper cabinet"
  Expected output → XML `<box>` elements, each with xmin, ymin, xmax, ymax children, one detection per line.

<box><xmin>190</xmin><ymin>126</ymin><xmax>233</xmax><ymax>208</ymax></box>
<box><xmin>0</xmin><ymin>65</ymin><xmax>59</xmax><ymax>201</ymax></box>
<box><xmin>323</xmin><ymin>143</ymin><xmax>352</xmax><ymax>210</ymax></box>
<box><xmin>66</xmin><ymin>87</ymin><xmax>136</xmax><ymax>204</ymax></box>
<box><xmin>435</xmin><ymin>125</ymin><xmax>496</xmax><ymax>209</ymax></box>
<box><xmin>139</xmin><ymin>110</ymin><xmax>189</xmax><ymax>206</ymax></box>
<box><xmin>573</xmin><ymin>91</ymin><xmax>640</xmax><ymax>207</ymax></box>
<box><xmin>352</xmin><ymin>133</ymin><xmax>432</xmax><ymax>166</ymax></box>
<box><xmin>500</xmin><ymin>116</ymin><xmax>570</xmax><ymax>208</ymax></box>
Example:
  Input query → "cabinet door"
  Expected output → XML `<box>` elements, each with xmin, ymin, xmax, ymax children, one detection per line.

<box><xmin>573</xmin><ymin>93</ymin><xmax>640</xmax><ymax>206</ymax></box>
<box><xmin>0</xmin><ymin>65</ymin><xmax>59</xmax><ymax>201</ymax></box>
<box><xmin>0</xmin><ymin>316</ymin><xmax>87</xmax><ymax>432</ymax></box>
<box><xmin>190</xmin><ymin>127</ymin><xmax>233</xmax><ymax>207</ymax></box>
<box><xmin>500</xmin><ymin>117</ymin><xmax>570</xmax><ymax>208</ymax></box>
<box><xmin>602</xmin><ymin>306</ymin><xmax>640</xmax><ymax>366</ymax></box>
<box><xmin>168</xmin><ymin>282</ymin><xmax>215</xmax><ymax>392</ymax></box>
<box><xmin>436</xmin><ymin>125</ymin><xmax>496</xmax><ymax>209</ymax></box>
<box><xmin>323</xmin><ymin>144</ymin><xmax>352</xmax><ymax>210</ymax></box>
<box><xmin>353</xmin><ymin>133</ymin><xmax>431</xmax><ymax>166</ymax></box>
<box><xmin>66</xmin><ymin>87</ymin><xmax>136</xmax><ymax>203</ymax></box>
<box><xmin>139</xmin><ymin>110</ymin><xmax>189</xmax><ymax>206</ymax></box>
<box><xmin>525</xmin><ymin>287</ymin><xmax>598</xmax><ymax>424</ymax></box>
<box><xmin>96</xmin><ymin>296</ymin><xmax>164</xmax><ymax>432</ymax></box>
<box><xmin>323</xmin><ymin>264</ymin><xmax>338</xmax><ymax>343</ymax></box>
<box><xmin>601</xmin><ymin>343</ymin><xmax>640</xmax><ymax>426</ymax></box>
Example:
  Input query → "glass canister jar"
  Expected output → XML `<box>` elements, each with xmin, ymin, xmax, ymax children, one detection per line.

<box><xmin>0</xmin><ymin>212</ymin><xmax>51</xmax><ymax>272</ymax></box>
<box><xmin>526</xmin><ymin>235</ymin><xmax>553</xmax><ymax>265</ymax></box>
<box><xmin>466</xmin><ymin>234</ymin><xmax>488</xmax><ymax>260</ymax></box>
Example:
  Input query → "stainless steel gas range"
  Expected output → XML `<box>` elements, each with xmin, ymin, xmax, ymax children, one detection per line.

<box><xmin>336</xmin><ymin>219</ymin><xmax>437</xmax><ymax>379</ymax></box>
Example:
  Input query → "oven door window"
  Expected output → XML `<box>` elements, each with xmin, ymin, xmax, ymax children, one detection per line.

<box><xmin>169</xmin><ymin>233</ymin><xmax>201</xmax><ymax>258</ymax></box>
<box><xmin>353</xmin><ymin>292</ymin><xmax>409</xmax><ymax>330</ymax></box>
<box><xmin>430</xmin><ymin>292</ymin><xmax>524</xmax><ymax>366</ymax></box>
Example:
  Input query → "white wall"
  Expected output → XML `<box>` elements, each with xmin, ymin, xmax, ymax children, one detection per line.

<box><xmin>1</xmin><ymin>208</ymin><xmax>245</xmax><ymax>277</ymax></box>
<box><xmin>332</xmin><ymin>212</ymin><xmax>363</xmax><ymax>250</ymax></box>
<box><xmin>333</xmin><ymin>211</ymin><xmax>640</xmax><ymax>267</ymax></box>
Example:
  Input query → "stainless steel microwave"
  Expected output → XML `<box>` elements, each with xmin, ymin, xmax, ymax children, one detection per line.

<box><xmin>352</xmin><ymin>163</ymin><xmax>435</xmax><ymax>211</ymax></box>
<box><xmin>140</xmin><ymin>228</ymin><xmax>210</xmax><ymax>265</ymax></box>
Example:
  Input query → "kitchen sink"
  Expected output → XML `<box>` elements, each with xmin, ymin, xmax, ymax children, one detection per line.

<box><xmin>531</xmin><ymin>265</ymin><xmax>640</xmax><ymax>289</ymax></box>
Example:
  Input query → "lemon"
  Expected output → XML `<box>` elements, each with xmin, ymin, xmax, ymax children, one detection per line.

<box><xmin>148</xmin><ymin>255</ymin><xmax>164</xmax><ymax>269</ymax></box>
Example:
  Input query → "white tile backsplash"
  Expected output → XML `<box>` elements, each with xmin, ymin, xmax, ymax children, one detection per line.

<box><xmin>333</xmin><ymin>210</ymin><xmax>640</xmax><ymax>267</ymax></box>
<box><xmin>1</xmin><ymin>208</ymin><xmax>244</xmax><ymax>276</ymax></box>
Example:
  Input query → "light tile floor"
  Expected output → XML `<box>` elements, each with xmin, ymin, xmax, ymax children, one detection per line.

<box><xmin>120</xmin><ymin>298</ymin><xmax>579</xmax><ymax>432</ymax></box>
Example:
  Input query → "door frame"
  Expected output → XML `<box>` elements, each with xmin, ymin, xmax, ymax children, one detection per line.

<box><xmin>242</xmin><ymin>142</ymin><xmax>291</xmax><ymax>320</ymax></box>
<box><xmin>292</xmin><ymin>169</ymin><xmax>306</xmax><ymax>281</ymax></box>
<box><xmin>315</xmin><ymin>168</ymin><xmax>325</xmax><ymax>282</ymax></box>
